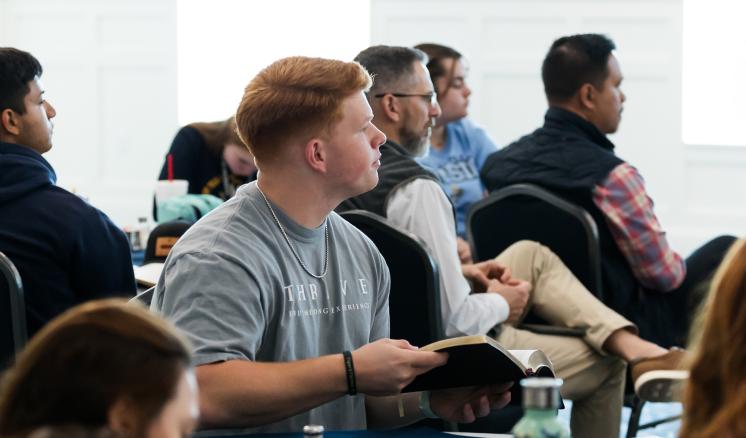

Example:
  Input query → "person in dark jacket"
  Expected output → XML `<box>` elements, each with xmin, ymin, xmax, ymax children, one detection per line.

<box><xmin>0</xmin><ymin>47</ymin><xmax>136</xmax><ymax>342</ymax></box>
<box><xmin>480</xmin><ymin>34</ymin><xmax>734</xmax><ymax>347</ymax></box>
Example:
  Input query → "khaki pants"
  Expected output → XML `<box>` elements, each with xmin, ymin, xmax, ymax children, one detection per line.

<box><xmin>493</xmin><ymin>241</ymin><xmax>632</xmax><ymax>438</ymax></box>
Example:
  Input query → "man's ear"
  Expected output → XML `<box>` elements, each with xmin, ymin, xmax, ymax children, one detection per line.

<box><xmin>304</xmin><ymin>137</ymin><xmax>327</xmax><ymax>174</ymax></box>
<box><xmin>0</xmin><ymin>108</ymin><xmax>21</xmax><ymax>136</ymax></box>
<box><xmin>108</xmin><ymin>398</ymin><xmax>138</xmax><ymax>436</ymax></box>
<box><xmin>378</xmin><ymin>94</ymin><xmax>402</xmax><ymax>124</ymax></box>
<box><xmin>578</xmin><ymin>83</ymin><xmax>596</xmax><ymax>110</ymax></box>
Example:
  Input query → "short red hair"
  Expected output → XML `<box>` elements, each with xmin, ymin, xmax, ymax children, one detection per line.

<box><xmin>235</xmin><ymin>56</ymin><xmax>372</xmax><ymax>163</ymax></box>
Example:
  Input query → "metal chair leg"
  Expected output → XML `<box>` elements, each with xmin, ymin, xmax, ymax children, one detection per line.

<box><xmin>626</xmin><ymin>396</ymin><xmax>645</xmax><ymax>438</ymax></box>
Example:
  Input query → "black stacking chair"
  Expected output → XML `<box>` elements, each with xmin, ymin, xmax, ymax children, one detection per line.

<box><xmin>143</xmin><ymin>220</ymin><xmax>193</xmax><ymax>264</ymax></box>
<box><xmin>468</xmin><ymin>183</ymin><xmax>680</xmax><ymax>436</ymax></box>
<box><xmin>467</xmin><ymin>183</ymin><xmax>602</xmax><ymax>300</ymax></box>
<box><xmin>340</xmin><ymin>210</ymin><xmax>443</xmax><ymax>346</ymax></box>
<box><xmin>467</xmin><ymin>183</ymin><xmax>593</xmax><ymax>335</ymax></box>
<box><xmin>341</xmin><ymin>210</ymin><xmax>456</xmax><ymax>431</ymax></box>
<box><xmin>1</xmin><ymin>251</ymin><xmax>27</xmax><ymax>369</ymax></box>
<box><xmin>466</xmin><ymin>184</ymin><xmax>600</xmax><ymax>432</ymax></box>
<box><xmin>342</xmin><ymin>211</ymin><xmax>528</xmax><ymax>433</ymax></box>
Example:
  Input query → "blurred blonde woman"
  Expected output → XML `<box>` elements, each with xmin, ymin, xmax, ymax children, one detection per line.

<box><xmin>0</xmin><ymin>299</ymin><xmax>198</xmax><ymax>438</ymax></box>
<box><xmin>680</xmin><ymin>238</ymin><xmax>745</xmax><ymax>437</ymax></box>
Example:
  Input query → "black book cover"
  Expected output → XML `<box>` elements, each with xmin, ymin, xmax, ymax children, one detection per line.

<box><xmin>402</xmin><ymin>335</ymin><xmax>556</xmax><ymax>406</ymax></box>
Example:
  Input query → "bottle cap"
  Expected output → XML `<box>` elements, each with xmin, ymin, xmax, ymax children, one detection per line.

<box><xmin>303</xmin><ymin>424</ymin><xmax>325</xmax><ymax>436</ymax></box>
<box><xmin>521</xmin><ymin>377</ymin><xmax>563</xmax><ymax>409</ymax></box>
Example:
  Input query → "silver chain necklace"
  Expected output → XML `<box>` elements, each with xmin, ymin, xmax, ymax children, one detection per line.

<box><xmin>256</xmin><ymin>186</ymin><xmax>329</xmax><ymax>279</ymax></box>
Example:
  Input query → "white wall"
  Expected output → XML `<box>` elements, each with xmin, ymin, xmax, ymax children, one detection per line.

<box><xmin>0</xmin><ymin>0</ymin><xmax>177</xmax><ymax>228</ymax></box>
<box><xmin>1</xmin><ymin>0</ymin><xmax>371</xmax><ymax>228</ymax></box>
<box><xmin>2</xmin><ymin>0</ymin><xmax>744</xmax><ymax>252</ymax></box>
<box><xmin>683</xmin><ymin>0</ymin><xmax>746</xmax><ymax>146</ymax></box>
<box><xmin>372</xmin><ymin>0</ymin><xmax>746</xmax><ymax>255</ymax></box>
<box><xmin>177</xmin><ymin>0</ymin><xmax>371</xmax><ymax>125</ymax></box>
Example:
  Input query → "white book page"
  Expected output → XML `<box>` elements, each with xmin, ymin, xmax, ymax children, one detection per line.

<box><xmin>508</xmin><ymin>349</ymin><xmax>554</xmax><ymax>373</ymax></box>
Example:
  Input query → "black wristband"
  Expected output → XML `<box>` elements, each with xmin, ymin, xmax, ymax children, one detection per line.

<box><xmin>342</xmin><ymin>350</ymin><xmax>357</xmax><ymax>395</ymax></box>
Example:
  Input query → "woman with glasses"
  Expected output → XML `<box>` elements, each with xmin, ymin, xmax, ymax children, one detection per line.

<box><xmin>415</xmin><ymin>43</ymin><xmax>499</xmax><ymax>262</ymax></box>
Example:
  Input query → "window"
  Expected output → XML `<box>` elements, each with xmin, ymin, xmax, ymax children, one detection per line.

<box><xmin>682</xmin><ymin>0</ymin><xmax>746</xmax><ymax>146</ymax></box>
<box><xmin>177</xmin><ymin>0</ymin><xmax>370</xmax><ymax>124</ymax></box>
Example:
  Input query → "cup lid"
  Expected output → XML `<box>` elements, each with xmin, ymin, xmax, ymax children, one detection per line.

<box><xmin>521</xmin><ymin>377</ymin><xmax>564</xmax><ymax>409</ymax></box>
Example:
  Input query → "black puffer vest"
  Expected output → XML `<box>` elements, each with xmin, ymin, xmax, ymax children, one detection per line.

<box><xmin>480</xmin><ymin>107</ymin><xmax>641</xmax><ymax>323</ymax></box>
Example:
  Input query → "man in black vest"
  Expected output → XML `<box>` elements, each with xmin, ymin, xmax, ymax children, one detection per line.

<box><xmin>480</xmin><ymin>34</ymin><xmax>735</xmax><ymax>348</ymax></box>
<box><xmin>344</xmin><ymin>45</ymin><xmax>686</xmax><ymax>438</ymax></box>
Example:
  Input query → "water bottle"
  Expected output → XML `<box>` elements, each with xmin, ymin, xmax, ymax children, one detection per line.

<box><xmin>512</xmin><ymin>377</ymin><xmax>571</xmax><ymax>438</ymax></box>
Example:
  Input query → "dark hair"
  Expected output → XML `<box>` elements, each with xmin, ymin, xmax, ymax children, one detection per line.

<box><xmin>354</xmin><ymin>45</ymin><xmax>428</xmax><ymax>95</ymax></box>
<box><xmin>0</xmin><ymin>48</ymin><xmax>43</xmax><ymax>114</ymax></box>
<box><xmin>414</xmin><ymin>43</ymin><xmax>463</xmax><ymax>96</ymax></box>
<box><xmin>0</xmin><ymin>299</ymin><xmax>192</xmax><ymax>437</ymax></box>
<box><xmin>541</xmin><ymin>34</ymin><xmax>616</xmax><ymax>103</ymax></box>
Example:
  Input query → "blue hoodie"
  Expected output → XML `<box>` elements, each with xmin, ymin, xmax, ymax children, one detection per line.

<box><xmin>0</xmin><ymin>142</ymin><xmax>136</xmax><ymax>338</ymax></box>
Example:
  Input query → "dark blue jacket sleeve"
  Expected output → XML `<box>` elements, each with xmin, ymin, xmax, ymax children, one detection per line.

<box><xmin>70</xmin><ymin>207</ymin><xmax>137</xmax><ymax>299</ymax></box>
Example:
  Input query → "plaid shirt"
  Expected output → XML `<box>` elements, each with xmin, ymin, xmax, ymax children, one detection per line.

<box><xmin>592</xmin><ymin>163</ymin><xmax>686</xmax><ymax>291</ymax></box>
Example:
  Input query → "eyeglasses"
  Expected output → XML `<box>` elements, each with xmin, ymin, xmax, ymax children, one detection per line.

<box><xmin>373</xmin><ymin>92</ymin><xmax>438</xmax><ymax>106</ymax></box>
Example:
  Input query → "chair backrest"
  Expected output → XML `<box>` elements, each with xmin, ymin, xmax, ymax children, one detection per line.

<box><xmin>340</xmin><ymin>210</ymin><xmax>445</xmax><ymax>346</ymax></box>
<box><xmin>1</xmin><ymin>251</ymin><xmax>27</xmax><ymax>368</ymax></box>
<box><xmin>467</xmin><ymin>183</ymin><xmax>603</xmax><ymax>299</ymax></box>
<box><xmin>143</xmin><ymin>220</ymin><xmax>193</xmax><ymax>264</ymax></box>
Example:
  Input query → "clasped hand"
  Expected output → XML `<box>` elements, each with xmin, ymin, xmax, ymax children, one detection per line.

<box><xmin>461</xmin><ymin>260</ymin><xmax>532</xmax><ymax>323</ymax></box>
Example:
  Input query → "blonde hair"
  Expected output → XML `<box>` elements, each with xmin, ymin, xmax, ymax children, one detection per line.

<box><xmin>188</xmin><ymin>116</ymin><xmax>243</xmax><ymax>156</ymax></box>
<box><xmin>680</xmin><ymin>238</ymin><xmax>746</xmax><ymax>437</ymax></box>
<box><xmin>235</xmin><ymin>56</ymin><xmax>372</xmax><ymax>164</ymax></box>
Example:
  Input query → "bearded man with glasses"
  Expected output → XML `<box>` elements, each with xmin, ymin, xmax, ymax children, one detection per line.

<box><xmin>364</xmin><ymin>50</ymin><xmax>442</xmax><ymax>159</ymax></box>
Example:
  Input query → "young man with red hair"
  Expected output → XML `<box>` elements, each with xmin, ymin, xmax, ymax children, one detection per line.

<box><xmin>153</xmin><ymin>56</ymin><xmax>512</xmax><ymax>433</ymax></box>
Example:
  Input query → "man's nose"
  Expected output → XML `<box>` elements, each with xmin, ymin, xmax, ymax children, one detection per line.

<box><xmin>45</xmin><ymin>101</ymin><xmax>56</xmax><ymax>119</ymax></box>
<box><xmin>430</xmin><ymin>101</ymin><xmax>442</xmax><ymax>118</ymax></box>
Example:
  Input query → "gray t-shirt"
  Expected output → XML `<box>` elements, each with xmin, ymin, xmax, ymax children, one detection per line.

<box><xmin>152</xmin><ymin>182</ymin><xmax>390</xmax><ymax>434</ymax></box>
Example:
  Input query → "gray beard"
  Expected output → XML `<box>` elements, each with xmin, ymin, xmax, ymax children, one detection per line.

<box><xmin>398</xmin><ymin>126</ymin><xmax>431</xmax><ymax>157</ymax></box>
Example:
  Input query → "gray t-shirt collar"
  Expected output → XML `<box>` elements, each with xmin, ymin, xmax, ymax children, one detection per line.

<box><xmin>242</xmin><ymin>182</ymin><xmax>326</xmax><ymax>244</ymax></box>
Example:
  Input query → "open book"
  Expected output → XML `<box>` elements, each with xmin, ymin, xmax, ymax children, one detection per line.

<box><xmin>402</xmin><ymin>335</ymin><xmax>557</xmax><ymax>405</ymax></box>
